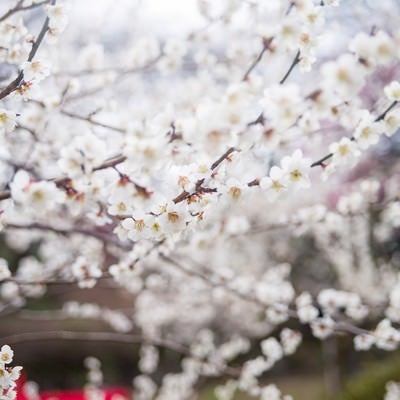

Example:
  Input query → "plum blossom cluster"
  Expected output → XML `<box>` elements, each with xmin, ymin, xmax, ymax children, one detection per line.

<box><xmin>1</xmin><ymin>0</ymin><xmax>400</xmax><ymax>398</ymax></box>
<box><xmin>385</xmin><ymin>381</ymin><xmax>400</xmax><ymax>400</ymax></box>
<box><xmin>63</xmin><ymin>301</ymin><xmax>133</xmax><ymax>333</ymax></box>
<box><xmin>0</xmin><ymin>345</ymin><xmax>22</xmax><ymax>400</ymax></box>
<box><xmin>238</xmin><ymin>329</ymin><xmax>301</xmax><ymax>396</ymax></box>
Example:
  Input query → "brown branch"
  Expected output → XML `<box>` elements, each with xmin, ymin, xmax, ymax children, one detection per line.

<box><xmin>279</xmin><ymin>49</ymin><xmax>301</xmax><ymax>85</ymax></box>
<box><xmin>172</xmin><ymin>190</ymin><xmax>190</xmax><ymax>204</ymax></box>
<box><xmin>164</xmin><ymin>254</ymin><xmax>377</xmax><ymax>343</ymax></box>
<box><xmin>172</xmin><ymin>185</ymin><xmax>217</xmax><ymax>204</ymax></box>
<box><xmin>172</xmin><ymin>148</ymin><xmax>234</xmax><ymax>204</ymax></box>
<box><xmin>0</xmin><ymin>276</ymin><xmax>113</xmax><ymax>286</ymax></box>
<box><xmin>310</xmin><ymin>100</ymin><xmax>399</xmax><ymax>168</ymax></box>
<box><xmin>0</xmin><ymin>190</ymin><xmax>10</xmax><ymax>200</ymax></box>
<box><xmin>60</xmin><ymin>110</ymin><xmax>126</xmax><ymax>133</ymax></box>
<box><xmin>56</xmin><ymin>53</ymin><xmax>163</xmax><ymax>78</ymax></box>
<box><xmin>247</xmin><ymin>112</ymin><xmax>265</xmax><ymax>126</ymax></box>
<box><xmin>7</xmin><ymin>222</ymin><xmax>130</xmax><ymax>249</ymax></box>
<box><xmin>0</xmin><ymin>153</ymin><xmax>127</xmax><ymax>202</ymax></box>
<box><xmin>160</xmin><ymin>253</ymin><xmax>278</xmax><ymax>312</ymax></box>
<box><xmin>245</xmin><ymin>49</ymin><xmax>301</xmax><ymax>128</ymax></box>
<box><xmin>93</xmin><ymin>155</ymin><xmax>127</xmax><ymax>172</ymax></box>
<box><xmin>0</xmin><ymin>0</ymin><xmax>51</xmax><ymax>23</ymax></box>
<box><xmin>0</xmin><ymin>0</ymin><xmax>55</xmax><ymax>101</ymax></box>
<box><xmin>211</xmin><ymin>147</ymin><xmax>237</xmax><ymax>170</ymax></box>
<box><xmin>242</xmin><ymin>37</ymin><xmax>273</xmax><ymax>81</ymax></box>
<box><xmin>61</xmin><ymin>53</ymin><xmax>164</xmax><ymax>104</ymax></box>
<box><xmin>375</xmin><ymin>100</ymin><xmax>398</xmax><ymax>121</ymax></box>
<box><xmin>310</xmin><ymin>152</ymin><xmax>334</xmax><ymax>168</ymax></box>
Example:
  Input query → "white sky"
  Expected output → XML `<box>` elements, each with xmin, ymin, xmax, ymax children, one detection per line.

<box><xmin>71</xmin><ymin>0</ymin><xmax>204</xmax><ymax>37</ymax></box>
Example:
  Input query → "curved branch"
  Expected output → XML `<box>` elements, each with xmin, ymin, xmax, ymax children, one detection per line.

<box><xmin>0</xmin><ymin>1</ymin><xmax>51</xmax><ymax>23</ymax></box>
<box><xmin>7</xmin><ymin>222</ymin><xmax>131</xmax><ymax>249</ymax></box>
<box><xmin>0</xmin><ymin>0</ymin><xmax>55</xmax><ymax>101</ymax></box>
<box><xmin>279</xmin><ymin>49</ymin><xmax>301</xmax><ymax>84</ymax></box>
<box><xmin>311</xmin><ymin>100</ymin><xmax>399</xmax><ymax>168</ymax></box>
<box><xmin>242</xmin><ymin>37</ymin><xmax>273</xmax><ymax>81</ymax></box>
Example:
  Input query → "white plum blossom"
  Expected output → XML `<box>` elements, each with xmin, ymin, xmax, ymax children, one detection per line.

<box><xmin>0</xmin><ymin>259</ymin><xmax>11</xmax><ymax>281</ymax></box>
<box><xmin>310</xmin><ymin>316</ymin><xmax>335</xmax><ymax>339</ymax></box>
<box><xmin>71</xmin><ymin>257</ymin><xmax>102</xmax><ymax>288</ymax></box>
<box><xmin>297</xmin><ymin>304</ymin><xmax>319</xmax><ymax>323</ymax></box>
<box><xmin>222</xmin><ymin>178</ymin><xmax>248</xmax><ymax>201</ymax></box>
<box><xmin>385</xmin><ymin>382</ymin><xmax>400</xmax><ymax>400</ymax></box>
<box><xmin>0</xmin><ymin>345</ymin><xmax>22</xmax><ymax>400</ymax></box>
<box><xmin>46</xmin><ymin>4</ymin><xmax>69</xmax><ymax>33</ymax></box>
<box><xmin>384</xmin><ymin>81</ymin><xmax>400</xmax><ymax>102</ymax></box>
<box><xmin>280</xmin><ymin>149</ymin><xmax>311</xmax><ymax>189</ymax></box>
<box><xmin>10</xmin><ymin>170</ymin><xmax>65</xmax><ymax>213</ymax></box>
<box><xmin>374</xmin><ymin>319</ymin><xmax>400</xmax><ymax>351</ymax></box>
<box><xmin>353</xmin><ymin>111</ymin><xmax>382</xmax><ymax>149</ymax></box>
<box><xmin>329</xmin><ymin>137</ymin><xmax>360</xmax><ymax>167</ymax></box>
<box><xmin>0</xmin><ymin>110</ymin><xmax>17</xmax><ymax>134</ymax></box>
<box><xmin>121</xmin><ymin>213</ymin><xmax>150</xmax><ymax>241</ymax></box>
<box><xmin>372</xmin><ymin>31</ymin><xmax>397</xmax><ymax>65</ymax></box>
<box><xmin>354</xmin><ymin>333</ymin><xmax>375</xmax><ymax>351</ymax></box>
<box><xmin>322</xmin><ymin>54</ymin><xmax>366</xmax><ymax>99</ymax></box>
<box><xmin>280</xmin><ymin>329</ymin><xmax>302</xmax><ymax>355</ymax></box>
<box><xmin>58</xmin><ymin>133</ymin><xmax>108</xmax><ymax>176</ymax></box>
<box><xmin>21</xmin><ymin>60</ymin><xmax>51</xmax><ymax>82</ymax></box>
<box><xmin>139</xmin><ymin>345</ymin><xmax>159</xmax><ymax>374</ymax></box>
<box><xmin>260</xmin><ymin>84</ymin><xmax>303</xmax><ymax>130</ymax></box>
<box><xmin>350</xmin><ymin>31</ymin><xmax>396</xmax><ymax>67</ymax></box>
<box><xmin>260</xmin><ymin>166</ymin><xmax>288</xmax><ymax>201</ymax></box>
<box><xmin>158</xmin><ymin>202</ymin><xmax>190</xmax><ymax>234</ymax></box>
<box><xmin>382</xmin><ymin>108</ymin><xmax>400</xmax><ymax>136</ymax></box>
<box><xmin>0</xmin><ymin>346</ymin><xmax>13</xmax><ymax>365</ymax></box>
<box><xmin>134</xmin><ymin>375</ymin><xmax>157</xmax><ymax>400</ymax></box>
<box><xmin>260</xmin><ymin>384</ymin><xmax>281</xmax><ymax>400</ymax></box>
<box><xmin>260</xmin><ymin>337</ymin><xmax>283</xmax><ymax>362</ymax></box>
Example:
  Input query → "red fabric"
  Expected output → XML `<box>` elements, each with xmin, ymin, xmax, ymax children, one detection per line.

<box><xmin>15</xmin><ymin>373</ymin><xmax>27</xmax><ymax>400</ymax></box>
<box><xmin>39</xmin><ymin>387</ymin><xmax>130</xmax><ymax>400</ymax></box>
<box><xmin>15</xmin><ymin>374</ymin><xmax>130</xmax><ymax>400</ymax></box>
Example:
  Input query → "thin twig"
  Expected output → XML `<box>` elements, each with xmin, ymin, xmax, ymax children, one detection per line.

<box><xmin>0</xmin><ymin>153</ymin><xmax>127</xmax><ymax>201</ymax></box>
<box><xmin>0</xmin><ymin>0</ymin><xmax>55</xmax><ymax>100</ymax></box>
<box><xmin>7</xmin><ymin>222</ymin><xmax>130</xmax><ymax>249</ymax></box>
<box><xmin>60</xmin><ymin>110</ymin><xmax>126</xmax><ymax>133</ymax></box>
<box><xmin>0</xmin><ymin>0</ymin><xmax>51</xmax><ymax>23</ymax></box>
<box><xmin>242</xmin><ymin>38</ymin><xmax>273</xmax><ymax>81</ymax></box>
<box><xmin>279</xmin><ymin>49</ymin><xmax>301</xmax><ymax>84</ymax></box>
<box><xmin>211</xmin><ymin>147</ymin><xmax>237</xmax><ymax>170</ymax></box>
<box><xmin>162</xmin><ymin>254</ymin><xmax>378</xmax><ymax>342</ymax></box>
<box><xmin>310</xmin><ymin>100</ymin><xmax>399</xmax><ymax>168</ymax></box>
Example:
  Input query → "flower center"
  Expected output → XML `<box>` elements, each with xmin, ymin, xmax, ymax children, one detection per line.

<box><xmin>32</xmin><ymin>190</ymin><xmax>44</xmax><ymax>202</ymax></box>
<box><xmin>229</xmin><ymin>187</ymin><xmax>241</xmax><ymax>199</ymax></box>
<box><xmin>134</xmin><ymin>219</ymin><xmax>145</xmax><ymax>231</ymax></box>
<box><xmin>1</xmin><ymin>354</ymin><xmax>9</xmax><ymax>362</ymax></box>
<box><xmin>290</xmin><ymin>169</ymin><xmax>302</xmax><ymax>181</ymax></box>
<box><xmin>271</xmin><ymin>180</ymin><xmax>284</xmax><ymax>191</ymax></box>
<box><xmin>338</xmin><ymin>144</ymin><xmax>349</xmax><ymax>156</ymax></box>
<box><xmin>168</xmin><ymin>212</ymin><xmax>180</xmax><ymax>223</ymax></box>
<box><xmin>151</xmin><ymin>222</ymin><xmax>161</xmax><ymax>232</ymax></box>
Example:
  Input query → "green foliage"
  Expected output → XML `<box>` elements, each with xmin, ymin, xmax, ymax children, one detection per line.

<box><xmin>339</xmin><ymin>355</ymin><xmax>400</xmax><ymax>400</ymax></box>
